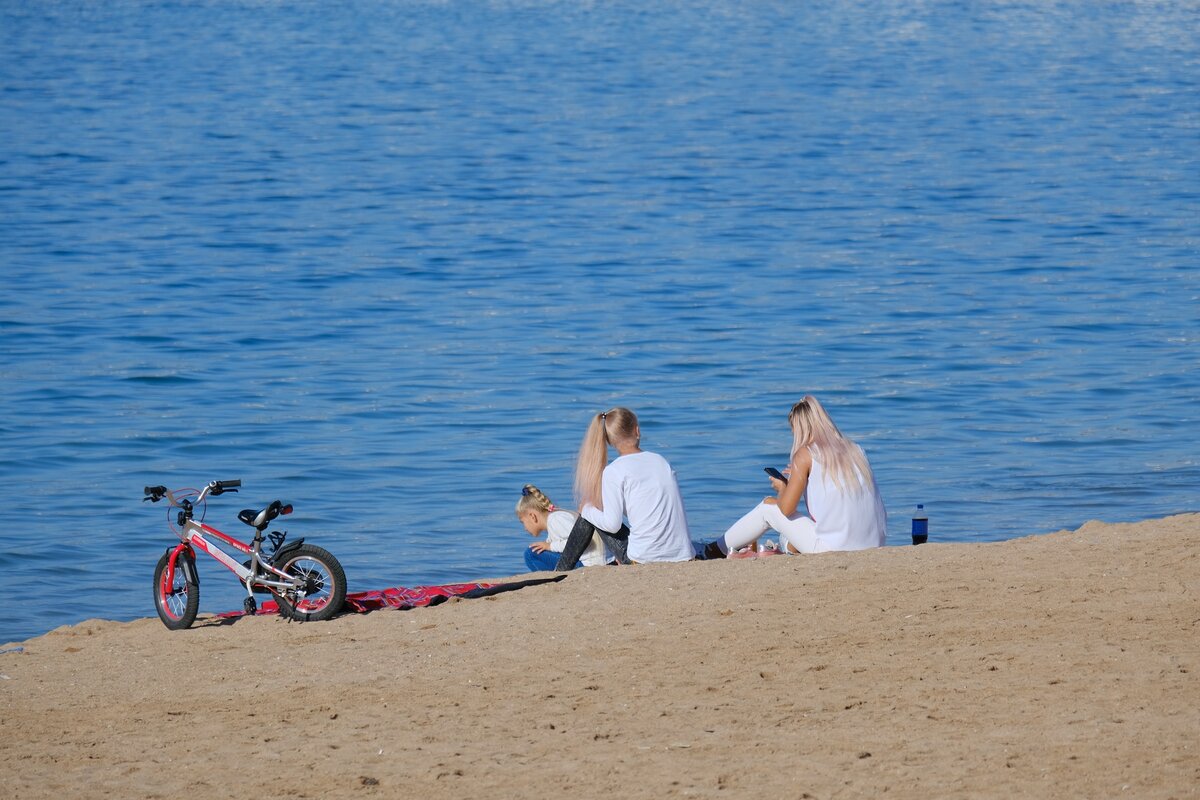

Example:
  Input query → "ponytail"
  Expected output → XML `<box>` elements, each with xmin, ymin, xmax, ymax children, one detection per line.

<box><xmin>574</xmin><ymin>414</ymin><xmax>609</xmax><ymax>510</ymax></box>
<box><xmin>573</xmin><ymin>407</ymin><xmax>639</xmax><ymax>510</ymax></box>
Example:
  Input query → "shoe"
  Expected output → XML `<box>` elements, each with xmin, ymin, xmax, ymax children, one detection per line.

<box><xmin>757</xmin><ymin>541</ymin><xmax>784</xmax><ymax>557</ymax></box>
<box><xmin>727</xmin><ymin>547</ymin><xmax>758</xmax><ymax>560</ymax></box>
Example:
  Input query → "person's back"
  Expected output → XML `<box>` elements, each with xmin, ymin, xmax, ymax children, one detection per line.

<box><xmin>555</xmin><ymin>407</ymin><xmax>696</xmax><ymax>570</ymax></box>
<box><xmin>598</xmin><ymin>450</ymin><xmax>693</xmax><ymax>563</ymax></box>
<box><xmin>805</xmin><ymin>454</ymin><xmax>887</xmax><ymax>552</ymax></box>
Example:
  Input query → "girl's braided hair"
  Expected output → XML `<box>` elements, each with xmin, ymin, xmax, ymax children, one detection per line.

<box><xmin>515</xmin><ymin>484</ymin><xmax>555</xmax><ymax>515</ymax></box>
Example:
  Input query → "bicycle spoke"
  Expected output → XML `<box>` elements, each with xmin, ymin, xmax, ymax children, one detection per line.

<box><xmin>162</xmin><ymin>577</ymin><xmax>188</xmax><ymax>618</ymax></box>
<box><xmin>290</xmin><ymin>559</ymin><xmax>330</xmax><ymax>609</ymax></box>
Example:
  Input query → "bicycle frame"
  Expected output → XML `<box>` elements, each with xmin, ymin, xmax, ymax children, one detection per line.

<box><xmin>158</xmin><ymin>487</ymin><xmax>301</xmax><ymax>601</ymax></box>
<box><xmin>148</xmin><ymin>478</ymin><xmax>347</xmax><ymax>629</ymax></box>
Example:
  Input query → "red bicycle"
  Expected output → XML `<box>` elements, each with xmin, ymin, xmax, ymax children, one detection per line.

<box><xmin>144</xmin><ymin>479</ymin><xmax>346</xmax><ymax>629</ymax></box>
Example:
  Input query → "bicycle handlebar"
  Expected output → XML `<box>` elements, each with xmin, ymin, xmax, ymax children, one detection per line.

<box><xmin>143</xmin><ymin>480</ymin><xmax>241</xmax><ymax>503</ymax></box>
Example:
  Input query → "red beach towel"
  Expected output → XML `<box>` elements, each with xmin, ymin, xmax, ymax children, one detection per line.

<box><xmin>221</xmin><ymin>575</ymin><xmax>565</xmax><ymax>619</ymax></box>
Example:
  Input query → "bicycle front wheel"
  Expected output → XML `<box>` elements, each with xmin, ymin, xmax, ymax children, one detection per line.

<box><xmin>274</xmin><ymin>544</ymin><xmax>346</xmax><ymax>622</ymax></box>
<box><xmin>153</xmin><ymin>550</ymin><xmax>199</xmax><ymax>630</ymax></box>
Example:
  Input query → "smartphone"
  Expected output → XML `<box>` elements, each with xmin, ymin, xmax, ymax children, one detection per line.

<box><xmin>763</xmin><ymin>467</ymin><xmax>787</xmax><ymax>483</ymax></box>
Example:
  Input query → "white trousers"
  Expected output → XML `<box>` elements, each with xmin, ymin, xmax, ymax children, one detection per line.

<box><xmin>722</xmin><ymin>501</ymin><xmax>820</xmax><ymax>554</ymax></box>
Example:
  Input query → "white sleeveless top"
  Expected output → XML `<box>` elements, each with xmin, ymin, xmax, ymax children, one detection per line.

<box><xmin>804</xmin><ymin>449</ymin><xmax>887</xmax><ymax>552</ymax></box>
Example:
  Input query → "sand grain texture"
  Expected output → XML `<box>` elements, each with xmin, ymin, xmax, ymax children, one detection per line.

<box><xmin>2</xmin><ymin>515</ymin><xmax>1197</xmax><ymax>798</ymax></box>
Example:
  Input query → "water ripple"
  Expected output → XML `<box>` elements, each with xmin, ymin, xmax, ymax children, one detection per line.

<box><xmin>1</xmin><ymin>0</ymin><xmax>1197</xmax><ymax>642</ymax></box>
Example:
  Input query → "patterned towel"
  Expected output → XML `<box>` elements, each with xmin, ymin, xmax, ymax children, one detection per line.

<box><xmin>337</xmin><ymin>581</ymin><xmax>494</xmax><ymax>613</ymax></box>
<box><xmin>225</xmin><ymin>575</ymin><xmax>565</xmax><ymax>618</ymax></box>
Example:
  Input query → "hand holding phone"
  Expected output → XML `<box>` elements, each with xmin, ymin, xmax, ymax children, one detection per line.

<box><xmin>764</xmin><ymin>467</ymin><xmax>787</xmax><ymax>483</ymax></box>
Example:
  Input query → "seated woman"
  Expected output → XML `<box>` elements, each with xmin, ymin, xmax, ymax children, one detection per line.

<box><xmin>515</xmin><ymin>484</ymin><xmax>606</xmax><ymax>572</ymax></box>
<box><xmin>703</xmin><ymin>395</ymin><xmax>886</xmax><ymax>558</ymax></box>
<box><xmin>554</xmin><ymin>407</ymin><xmax>695</xmax><ymax>570</ymax></box>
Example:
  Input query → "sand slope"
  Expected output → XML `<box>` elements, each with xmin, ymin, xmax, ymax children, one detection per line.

<box><xmin>2</xmin><ymin>515</ymin><xmax>1197</xmax><ymax>799</ymax></box>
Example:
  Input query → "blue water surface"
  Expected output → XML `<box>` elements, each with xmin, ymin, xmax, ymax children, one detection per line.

<box><xmin>1</xmin><ymin>0</ymin><xmax>1197</xmax><ymax>643</ymax></box>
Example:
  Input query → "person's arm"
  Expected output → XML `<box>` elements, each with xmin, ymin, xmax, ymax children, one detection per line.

<box><xmin>768</xmin><ymin>447</ymin><xmax>811</xmax><ymax>516</ymax></box>
<box><xmin>582</xmin><ymin>468</ymin><xmax>625</xmax><ymax>533</ymax></box>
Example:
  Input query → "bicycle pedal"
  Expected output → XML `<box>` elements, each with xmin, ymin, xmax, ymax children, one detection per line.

<box><xmin>243</xmin><ymin>597</ymin><xmax>258</xmax><ymax>616</ymax></box>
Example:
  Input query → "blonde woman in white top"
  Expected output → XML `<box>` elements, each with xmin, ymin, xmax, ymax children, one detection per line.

<box><xmin>703</xmin><ymin>396</ymin><xmax>887</xmax><ymax>558</ymax></box>
<box><xmin>555</xmin><ymin>407</ymin><xmax>695</xmax><ymax>569</ymax></box>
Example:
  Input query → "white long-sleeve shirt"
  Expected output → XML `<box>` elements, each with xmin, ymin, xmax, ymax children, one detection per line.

<box><xmin>581</xmin><ymin>451</ymin><xmax>694</xmax><ymax>563</ymax></box>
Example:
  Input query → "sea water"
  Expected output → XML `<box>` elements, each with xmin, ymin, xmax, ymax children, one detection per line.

<box><xmin>1</xmin><ymin>0</ymin><xmax>1197</xmax><ymax>643</ymax></box>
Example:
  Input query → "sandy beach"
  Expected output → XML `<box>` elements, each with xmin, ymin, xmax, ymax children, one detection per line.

<box><xmin>2</xmin><ymin>514</ymin><xmax>1197</xmax><ymax>799</ymax></box>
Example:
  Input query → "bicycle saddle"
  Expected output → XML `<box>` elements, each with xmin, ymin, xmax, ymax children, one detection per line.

<box><xmin>238</xmin><ymin>501</ymin><xmax>293</xmax><ymax>530</ymax></box>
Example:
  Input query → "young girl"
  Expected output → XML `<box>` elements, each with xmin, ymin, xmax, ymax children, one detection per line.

<box><xmin>515</xmin><ymin>484</ymin><xmax>606</xmax><ymax>572</ymax></box>
<box><xmin>554</xmin><ymin>407</ymin><xmax>695</xmax><ymax>570</ymax></box>
<box><xmin>703</xmin><ymin>395</ymin><xmax>887</xmax><ymax>557</ymax></box>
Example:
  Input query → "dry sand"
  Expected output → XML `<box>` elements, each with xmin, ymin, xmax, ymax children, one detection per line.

<box><xmin>2</xmin><ymin>514</ymin><xmax>1197</xmax><ymax>799</ymax></box>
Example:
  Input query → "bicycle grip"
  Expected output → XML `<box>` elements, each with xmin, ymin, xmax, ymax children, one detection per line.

<box><xmin>217</xmin><ymin>479</ymin><xmax>242</xmax><ymax>489</ymax></box>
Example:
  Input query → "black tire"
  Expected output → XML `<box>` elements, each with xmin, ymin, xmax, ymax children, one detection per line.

<box><xmin>273</xmin><ymin>544</ymin><xmax>346</xmax><ymax>622</ymax></box>
<box><xmin>153</xmin><ymin>550</ymin><xmax>199</xmax><ymax>630</ymax></box>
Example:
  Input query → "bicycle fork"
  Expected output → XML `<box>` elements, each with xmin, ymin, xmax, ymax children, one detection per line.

<box><xmin>162</xmin><ymin>543</ymin><xmax>199</xmax><ymax>593</ymax></box>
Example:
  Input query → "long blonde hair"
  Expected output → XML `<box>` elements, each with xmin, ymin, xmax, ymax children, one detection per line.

<box><xmin>789</xmin><ymin>395</ymin><xmax>875</xmax><ymax>493</ymax></box>
<box><xmin>515</xmin><ymin>484</ymin><xmax>555</xmax><ymax>516</ymax></box>
<box><xmin>574</xmin><ymin>407</ymin><xmax>639</xmax><ymax>510</ymax></box>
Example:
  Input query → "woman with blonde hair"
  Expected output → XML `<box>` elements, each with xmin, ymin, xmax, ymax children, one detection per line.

<box><xmin>515</xmin><ymin>484</ymin><xmax>606</xmax><ymax>571</ymax></box>
<box><xmin>702</xmin><ymin>395</ymin><xmax>886</xmax><ymax>558</ymax></box>
<box><xmin>554</xmin><ymin>407</ymin><xmax>695</xmax><ymax>570</ymax></box>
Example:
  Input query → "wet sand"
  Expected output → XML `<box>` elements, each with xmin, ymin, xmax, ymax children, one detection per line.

<box><xmin>2</xmin><ymin>514</ymin><xmax>1197</xmax><ymax>799</ymax></box>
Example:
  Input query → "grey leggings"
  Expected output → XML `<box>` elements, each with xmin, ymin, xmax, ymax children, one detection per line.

<box><xmin>554</xmin><ymin>515</ymin><xmax>630</xmax><ymax>570</ymax></box>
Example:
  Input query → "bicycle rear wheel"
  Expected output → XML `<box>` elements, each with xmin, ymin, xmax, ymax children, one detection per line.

<box><xmin>273</xmin><ymin>544</ymin><xmax>346</xmax><ymax>622</ymax></box>
<box><xmin>153</xmin><ymin>550</ymin><xmax>199</xmax><ymax>630</ymax></box>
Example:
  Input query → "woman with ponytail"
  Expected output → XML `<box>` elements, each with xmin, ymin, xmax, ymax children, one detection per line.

<box><xmin>702</xmin><ymin>396</ymin><xmax>886</xmax><ymax>558</ymax></box>
<box><xmin>554</xmin><ymin>408</ymin><xmax>695</xmax><ymax>570</ymax></box>
<box><xmin>515</xmin><ymin>484</ymin><xmax>606</xmax><ymax>572</ymax></box>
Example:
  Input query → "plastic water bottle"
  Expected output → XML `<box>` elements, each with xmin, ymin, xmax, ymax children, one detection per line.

<box><xmin>911</xmin><ymin>504</ymin><xmax>928</xmax><ymax>545</ymax></box>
